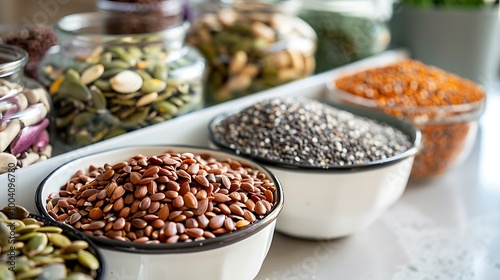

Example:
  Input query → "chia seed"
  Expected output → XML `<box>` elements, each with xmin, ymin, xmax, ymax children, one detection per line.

<box><xmin>212</xmin><ymin>97</ymin><xmax>412</xmax><ymax>168</ymax></box>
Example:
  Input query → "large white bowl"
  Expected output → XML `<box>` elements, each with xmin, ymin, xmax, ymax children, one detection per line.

<box><xmin>209</xmin><ymin>102</ymin><xmax>421</xmax><ymax>240</ymax></box>
<box><xmin>36</xmin><ymin>146</ymin><xmax>284</xmax><ymax>280</ymax></box>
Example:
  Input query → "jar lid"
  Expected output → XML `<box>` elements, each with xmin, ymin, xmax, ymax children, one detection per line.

<box><xmin>0</xmin><ymin>45</ymin><xmax>28</xmax><ymax>78</ymax></box>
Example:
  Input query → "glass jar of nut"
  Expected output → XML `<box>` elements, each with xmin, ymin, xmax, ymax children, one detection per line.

<box><xmin>0</xmin><ymin>45</ymin><xmax>52</xmax><ymax>174</ymax></box>
<box><xmin>38</xmin><ymin>12</ymin><xmax>206</xmax><ymax>151</ymax></box>
<box><xmin>186</xmin><ymin>0</ymin><xmax>317</xmax><ymax>105</ymax></box>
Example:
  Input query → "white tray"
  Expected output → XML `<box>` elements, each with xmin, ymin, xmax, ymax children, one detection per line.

<box><xmin>0</xmin><ymin>49</ymin><xmax>409</xmax><ymax>213</ymax></box>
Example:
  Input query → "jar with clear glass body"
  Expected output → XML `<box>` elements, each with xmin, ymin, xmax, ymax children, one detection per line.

<box><xmin>298</xmin><ymin>0</ymin><xmax>391</xmax><ymax>73</ymax></box>
<box><xmin>96</xmin><ymin>0</ymin><xmax>187</xmax><ymax>34</ymax></box>
<box><xmin>186</xmin><ymin>0</ymin><xmax>317</xmax><ymax>105</ymax></box>
<box><xmin>38</xmin><ymin>12</ymin><xmax>206</xmax><ymax>150</ymax></box>
<box><xmin>0</xmin><ymin>45</ymin><xmax>52</xmax><ymax>174</ymax></box>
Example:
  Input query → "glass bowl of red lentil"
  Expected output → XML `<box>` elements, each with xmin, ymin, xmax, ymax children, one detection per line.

<box><xmin>330</xmin><ymin>59</ymin><xmax>486</xmax><ymax>180</ymax></box>
<box><xmin>208</xmin><ymin>97</ymin><xmax>421</xmax><ymax>239</ymax></box>
<box><xmin>35</xmin><ymin>145</ymin><xmax>283</xmax><ymax>280</ymax></box>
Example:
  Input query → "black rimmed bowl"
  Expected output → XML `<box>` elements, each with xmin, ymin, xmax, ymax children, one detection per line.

<box><xmin>2</xmin><ymin>213</ymin><xmax>106</xmax><ymax>279</ymax></box>
<box><xmin>208</xmin><ymin>101</ymin><xmax>421</xmax><ymax>239</ymax></box>
<box><xmin>36</xmin><ymin>145</ymin><xmax>283</xmax><ymax>280</ymax></box>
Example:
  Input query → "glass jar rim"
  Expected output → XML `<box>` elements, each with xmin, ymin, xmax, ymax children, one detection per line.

<box><xmin>0</xmin><ymin>45</ymin><xmax>28</xmax><ymax>78</ymax></box>
<box><xmin>55</xmin><ymin>11</ymin><xmax>189</xmax><ymax>42</ymax></box>
<box><xmin>96</xmin><ymin>0</ymin><xmax>183</xmax><ymax>15</ymax></box>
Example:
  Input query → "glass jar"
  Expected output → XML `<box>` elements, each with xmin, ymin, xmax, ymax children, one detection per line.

<box><xmin>298</xmin><ymin>0</ymin><xmax>391</xmax><ymax>73</ymax></box>
<box><xmin>38</xmin><ymin>12</ymin><xmax>205</xmax><ymax>150</ymax></box>
<box><xmin>0</xmin><ymin>45</ymin><xmax>52</xmax><ymax>174</ymax></box>
<box><xmin>96</xmin><ymin>0</ymin><xmax>187</xmax><ymax>34</ymax></box>
<box><xmin>186</xmin><ymin>0</ymin><xmax>317</xmax><ymax>105</ymax></box>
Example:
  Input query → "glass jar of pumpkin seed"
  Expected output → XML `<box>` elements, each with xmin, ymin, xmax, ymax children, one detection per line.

<box><xmin>186</xmin><ymin>0</ymin><xmax>317</xmax><ymax>105</ymax></box>
<box><xmin>38</xmin><ymin>12</ymin><xmax>205</xmax><ymax>149</ymax></box>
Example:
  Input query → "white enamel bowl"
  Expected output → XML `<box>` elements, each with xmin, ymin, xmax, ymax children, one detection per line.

<box><xmin>36</xmin><ymin>146</ymin><xmax>283</xmax><ymax>280</ymax></box>
<box><xmin>209</xmin><ymin>102</ymin><xmax>421</xmax><ymax>240</ymax></box>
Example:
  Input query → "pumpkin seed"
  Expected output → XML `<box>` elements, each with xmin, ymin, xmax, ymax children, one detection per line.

<box><xmin>47</xmin><ymin>233</ymin><xmax>72</xmax><ymax>248</ymax></box>
<box><xmin>58</xmin><ymin>80</ymin><xmax>92</xmax><ymax>102</ymax></box>
<box><xmin>72</xmin><ymin>112</ymin><xmax>95</xmax><ymax>127</ymax></box>
<box><xmin>136</xmin><ymin>92</ymin><xmax>158</xmax><ymax>107</ymax></box>
<box><xmin>110</xmin><ymin>70</ymin><xmax>143</xmax><ymax>94</ymax></box>
<box><xmin>21</xmin><ymin>218</ymin><xmax>40</xmax><ymax>225</ymax></box>
<box><xmin>36</xmin><ymin>226</ymin><xmax>63</xmax><ymax>233</ymax></box>
<box><xmin>2</xmin><ymin>205</ymin><xmax>29</xmax><ymax>219</ymax></box>
<box><xmin>81</xmin><ymin>64</ymin><xmax>104</xmax><ymax>85</ymax></box>
<box><xmin>141</xmin><ymin>78</ymin><xmax>166</xmax><ymax>93</ymax></box>
<box><xmin>60</xmin><ymin>241</ymin><xmax>89</xmax><ymax>255</ymax></box>
<box><xmin>77</xmin><ymin>250</ymin><xmax>100</xmax><ymax>270</ymax></box>
<box><xmin>23</xmin><ymin>233</ymin><xmax>47</xmax><ymax>258</ymax></box>
<box><xmin>153</xmin><ymin>64</ymin><xmax>168</xmax><ymax>80</ymax></box>
<box><xmin>0</xmin><ymin>266</ymin><xmax>15</xmax><ymax>280</ymax></box>
<box><xmin>16</xmin><ymin>267</ymin><xmax>43</xmax><ymax>280</ymax></box>
<box><xmin>37</xmin><ymin>264</ymin><xmax>67</xmax><ymax>280</ymax></box>
<box><xmin>16</xmin><ymin>224</ymin><xmax>40</xmax><ymax>235</ymax></box>
<box><xmin>154</xmin><ymin>101</ymin><xmax>178</xmax><ymax>115</ymax></box>
<box><xmin>90</xmin><ymin>86</ymin><xmax>107</xmax><ymax>111</ymax></box>
<box><xmin>0</xmin><ymin>223</ymin><xmax>9</xmax><ymax>246</ymax></box>
<box><xmin>93</xmin><ymin>79</ymin><xmax>112</xmax><ymax>92</ymax></box>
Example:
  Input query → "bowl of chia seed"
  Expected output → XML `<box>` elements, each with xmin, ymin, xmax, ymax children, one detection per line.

<box><xmin>209</xmin><ymin>97</ymin><xmax>421</xmax><ymax>239</ymax></box>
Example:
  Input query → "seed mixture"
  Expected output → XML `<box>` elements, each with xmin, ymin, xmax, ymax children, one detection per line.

<box><xmin>212</xmin><ymin>97</ymin><xmax>412</xmax><ymax>167</ymax></box>
<box><xmin>0</xmin><ymin>205</ymin><xmax>100</xmax><ymax>280</ymax></box>
<box><xmin>46</xmin><ymin>151</ymin><xmax>277</xmax><ymax>244</ymax></box>
<box><xmin>334</xmin><ymin>59</ymin><xmax>485</xmax><ymax>178</ymax></box>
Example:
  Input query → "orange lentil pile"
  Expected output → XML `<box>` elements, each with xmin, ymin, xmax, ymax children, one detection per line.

<box><xmin>334</xmin><ymin>59</ymin><xmax>486</xmax><ymax>179</ymax></box>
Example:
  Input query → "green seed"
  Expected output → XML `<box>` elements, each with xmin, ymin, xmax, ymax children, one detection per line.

<box><xmin>56</xmin><ymin>112</ymin><xmax>79</xmax><ymax>128</ymax></box>
<box><xmin>23</xmin><ymin>232</ymin><xmax>47</xmax><ymax>258</ymax></box>
<box><xmin>58</xmin><ymin>79</ymin><xmax>92</xmax><ymax>102</ymax></box>
<box><xmin>136</xmin><ymin>92</ymin><xmax>158</xmax><ymax>107</ymax></box>
<box><xmin>33</xmin><ymin>256</ymin><xmax>65</xmax><ymax>266</ymax></box>
<box><xmin>38</xmin><ymin>264</ymin><xmax>67</xmax><ymax>280</ymax></box>
<box><xmin>155</xmin><ymin>101</ymin><xmax>178</xmax><ymax>115</ymax></box>
<box><xmin>16</xmin><ymin>267</ymin><xmax>43</xmax><ymax>280</ymax></box>
<box><xmin>0</xmin><ymin>222</ymin><xmax>9</xmax><ymax>246</ymax></box>
<box><xmin>60</xmin><ymin>240</ymin><xmax>89</xmax><ymax>255</ymax></box>
<box><xmin>40</xmin><ymin>245</ymin><xmax>54</xmax><ymax>255</ymax></box>
<box><xmin>141</xmin><ymin>78</ymin><xmax>166</xmax><ymax>93</ymax></box>
<box><xmin>65</xmin><ymin>69</ymin><xmax>81</xmax><ymax>82</ymax></box>
<box><xmin>0</xmin><ymin>266</ymin><xmax>15</xmax><ymax>280</ymax></box>
<box><xmin>47</xmin><ymin>233</ymin><xmax>72</xmax><ymax>248</ymax></box>
<box><xmin>16</xmin><ymin>224</ymin><xmax>41</xmax><ymax>235</ymax></box>
<box><xmin>168</xmin><ymin>97</ymin><xmax>184</xmax><ymax>107</ymax></box>
<box><xmin>123</xmin><ymin>108</ymin><xmax>149</xmax><ymax>125</ymax></box>
<box><xmin>99</xmin><ymin>52</ymin><xmax>113</xmax><ymax>64</ymax></box>
<box><xmin>22</xmin><ymin>218</ymin><xmax>41</xmax><ymax>225</ymax></box>
<box><xmin>90</xmin><ymin>86</ymin><xmax>107</xmax><ymax>111</ymax></box>
<box><xmin>102</xmin><ymin>68</ymin><xmax>125</xmax><ymax>79</ymax></box>
<box><xmin>2</xmin><ymin>205</ymin><xmax>30</xmax><ymax>219</ymax></box>
<box><xmin>128</xmin><ymin>46</ymin><xmax>143</xmax><ymax>59</ymax></box>
<box><xmin>136</xmin><ymin>69</ymin><xmax>153</xmax><ymax>81</ymax></box>
<box><xmin>72</xmin><ymin>112</ymin><xmax>95</xmax><ymax>127</ymax></box>
<box><xmin>58</xmin><ymin>252</ymin><xmax>78</xmax><ymax>260</ymax></box>
<box><xmin>94</xmin><ymin>79</ymin><xmax>112</xmax><ymax>92</ymax></box>
<box><xmin>0</xmin><ymin>211</ymin><xmax>8</xmax><ymax>222</ymax></box>
<box><xmin>36</xmin><ymin>226</ymin><xmax>63</xmax><ymax>233</ymax></box>
<box><xmin>102</xmin><ymin>60</ymin><xmax>130</xmax><ymax>70</ymax></box>
<box><xmin>17</xmin><ymin>231</ymin><xmax>41</xmax><ymax>242</ymax></box>
<box><xmin>12</xmin><ymin>260</ymin><xmax>33</xmax><ymax>273</ymax></box>
<box><xmin>153</xmin><ymin>64</ymin><xmax>168</xmax><ymax>80</ymax></box>
<box><xmin>77</xmin><ymin>250</ymin><xmax>100</xmax><ymax>270</ymax></box>
<box><xmin>104</xmin><ymin>127</ymin><xmax>127</xmax><ymax>140</ymax></box>
<box><xmin>75</xmin><ymin>131</ymin><xmax>93</xmax><ymax>147</ymax></box>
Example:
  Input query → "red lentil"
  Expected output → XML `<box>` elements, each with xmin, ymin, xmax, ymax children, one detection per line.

<box><xmin>334</xmin><ymin>59</ymin><xmax>485</xmax><ymax>179</ymax></box>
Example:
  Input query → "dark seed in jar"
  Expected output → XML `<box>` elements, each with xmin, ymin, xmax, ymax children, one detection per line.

<box><xmin>212</xmin><ymin>97</ymin><xmax>412</xmax><ymax>167</ymax></box>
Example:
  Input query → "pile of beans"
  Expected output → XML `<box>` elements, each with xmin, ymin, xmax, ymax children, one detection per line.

<box><xmin>46</xmin><ymin>151</ymin><xmax>277</xmax><ymax>244</ymax></box>
<box><xmin>0</xmin><ymin>205</ymin><xmax>100</xmax><ymax>280</ymax></box>
<box><xmin>335</xmin><ymin>59</ymin><xmax>485</xmax><ymax>178</ymax></box>
<box><xmin>212</xmin><ymin>97</ymin><xmax>411</xmax><ymax>167</ymax></box>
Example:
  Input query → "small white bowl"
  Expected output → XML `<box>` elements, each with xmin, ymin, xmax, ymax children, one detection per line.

<box><xmin>36</xmin><ymin>146</ymin><xmax>284</xmax><ymax>280</ymax></box>
<box><xmin>209</xmin><ymin>103</ymin><xmax>421</xmax><ymax>240</ymax></box>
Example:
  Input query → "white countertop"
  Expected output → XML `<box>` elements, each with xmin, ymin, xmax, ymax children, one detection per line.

<box><xmin>255</xmin><ymin>80</ymin><xmax>500</xmax><ymax>280</ymax></box>
<box><xmin>1</xmin><ymin>50</ymin><xmax>498</xmax><ymax>279</ymax></box>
